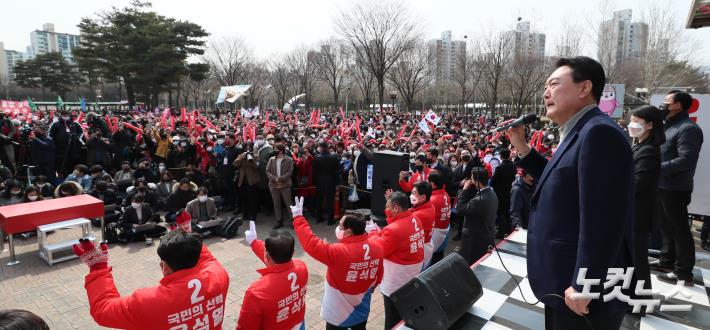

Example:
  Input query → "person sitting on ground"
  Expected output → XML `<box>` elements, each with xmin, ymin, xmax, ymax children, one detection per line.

<box><xmin>89</xmin><ymin>181</ymin><xmax>121</xmax><ymax>206</ymax></box>
<box><xmin>54</xmin><ymin>181</ymin><xmax>83</xmax><ymax>198</ymax></box>
<box><xmin>156</xmin><ymin>170</ymin><xmax>176</xmax><ymax>200</ymax></box>
<box><xmin>65</xmin><ymin>164</ymin><xmax>92</xmax><ymax>191</ymax></box>
<box><xmin>89</xmin><ymin>165</ymin><xmax>113</xmax><ymax>191</ymax></box>
<box><xmin>165</xmin><ymin>178</ymin><xmax>197</xmax><ymax>223</ymax></box>
<box><xmin>0</xmin><ymin>179</ymin><xmax>24</xmax><ymax>206</ymax></box>
<box><xmin>22</xmin><ymin>186</ymin><xmax>43</xmax><ymax>203</ymax></box>
<box><xmin>113</xmin><ymin>161</ymin><xmax>134</xmax><ymax>182</ymax></box>
<box><xmin>119</xmin><ymin>195</ymin><xmax>165</xmax><ymax>244</ymax></box>
<box><xmin>34</xmin><ymin>175</ymin><xmax>54</xmax><ymax>199</ymax></box>
<box><xmin>124</xmin><ymin>179</ymin><xmax>162</xmax><ymax>210</ymax></box>
<box><xmin>72</xmin><ymin>212</ymin><xmax>230</xmax><ymax>329</ymax></box>
<box><xmin>185</xmin><ymin>187</ymin><xmax>220</xmax><ymax>229</ymax></box>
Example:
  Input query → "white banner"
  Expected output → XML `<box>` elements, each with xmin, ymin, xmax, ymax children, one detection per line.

<box><xmin>216</xmin><ymin>85</ymin><xmax>251</xmax><ymax>104</ymax></box>
<box><xmin>650</xmin><ymin>94</ymin><xmax>709</xmax><ymax>216</ymax></box>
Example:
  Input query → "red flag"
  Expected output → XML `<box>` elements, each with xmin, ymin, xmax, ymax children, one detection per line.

<box><xmin>396</xmin><ymin>123</ymin><xmax>408</xmax><ymax>141</ymax></box>
<box><xmin>530</xmin><ymin>131</ymin><xmax>540</xmax><ymax>148</ymax></box>
<box><xmin>277</xmin><ymin>109</ymin><xmax>284</xmax><ymax>120</ymax></box>
<box><xmin>199</xmin><ymin>115</ymin><xmax>218</xmax><ymax>131</ymax></box>
<box><xmin>339</xmin><ymin>106</ymin><xmax>345</xmax><ymax>121</ymax></box>
<box><xmin>355</xmin><ymin>116</ymin><xmax>363</xmax><ymax>143</ymax></box>
<box><xmin>123</xmin><ymin>122</ymin><xmax>143</xmax><ymax>135</ymax></box>
<box><xmin>180</xmin><ymin>107</ymin><xmax>187</xmax><ymax>122</ymax></box>
<box><xmin>170</xmin><ymin>117</ymin><xmax>175</xmax><ymax>131</ymax></box>
<box><xmin>406</xmin><ymin>126</ymin><xmax>417</xmax><ymax>142</ymax></box>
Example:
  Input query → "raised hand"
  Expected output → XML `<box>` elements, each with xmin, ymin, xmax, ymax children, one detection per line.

<box><xmin>73</xmin><ymin>238</ymin><xmax>109</xmax><ymax>272</ymax></box>
<box><xmin>290</xmin><ymin>196</ymin><xmax>304</xmax><ymax>217</ymax></box>
<box><xmin>365</xmin><ymin>220</ymin><xmax>380</xmax><ymax>233</ymax></box>
<box><xmin>244</xmin><ymin>221</ymin><xmax>257</xmax><ymax>244</ymax></box>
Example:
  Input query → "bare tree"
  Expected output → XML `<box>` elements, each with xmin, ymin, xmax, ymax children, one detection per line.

<box><xmin>268</xmin><ymin>55</ymin><xmax>296</xmax><ymax>109</ymax></box>
<box><xmin>553</xmin><ymin>16</ymin><xmax>584</xmax><ymax>57</ymax></box>
<box><xmin>504</xmin><ymin>55</ymin><xmax>550</xmax><ymax>116</ymax></box>
<box><xmin>386</xmin><ymin>41</ymin><xmax>430</xmax><ymax>112</ymax></box>
<box><xmin>182</xmin><ymin>77</ymin><xmax>216</xmax><ymax>110</ymax></box>
<box><xmin>242</xmin><ymin>61</ymin><xmax>270</xmax><ymax>109</ymax></box>
<box><xmin>335</xmin><ymin>0</ymin><xmax>421</xmax><ymax>111</ymax></box>
<box><xmin>475</xmin><ymin>29</ymin><xmax>512</xmax><ymax>117</ymax></box>
<box><xmin>203</xmin><ymin>36</ymin><xmax>253</xmax><ymax>86</ymax></box>
<box><xmin>350</xmin><ymin>58</ymin><xmax>376</xmax><ymax>109</ymax></box>
<box><xmin>314</xmin><ymin>38</ymin><xmax>350</xmax><ymax>108</ymax></box>
<box><xmin>286</xmin><ymin>46</ymin><xmax>317</xmax><ymax>110</ymax></box>
<box><xmin>636</xmin><ymin>2</ymin><xmax>702</xmax><ymax>93</ymax></box>
<box><xmin>452</xmin><ymin>39</ymin><xmax>481</xmax><ymax>112</ymax></box>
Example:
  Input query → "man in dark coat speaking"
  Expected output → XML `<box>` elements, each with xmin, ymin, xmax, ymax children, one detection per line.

<box><xmin>507</xmin><ymin>56</ymin><xmax>634</xmax><ymax>330</ymax></box>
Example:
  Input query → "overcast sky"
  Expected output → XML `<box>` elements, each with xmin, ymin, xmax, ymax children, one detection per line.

<box><xmin>1</xmin><ymin>0</ymin><xmax>709</xmax><ymax>66</ymax></box>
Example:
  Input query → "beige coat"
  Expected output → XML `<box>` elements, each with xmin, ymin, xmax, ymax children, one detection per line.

<box><xmin>185</xmin><ymin>198</ymin><xmax>218</xmax><ymax>221</ymax></box>
<box><xmin>266</xmin><ymin>155</ymin><xmax>293</xmax><ymax>189</ymax></box>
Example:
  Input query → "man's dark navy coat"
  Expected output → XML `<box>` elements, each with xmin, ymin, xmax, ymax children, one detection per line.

<box><xmin>518</xmin><ymin>107</ymin><xmax>635</xmax><ymax>313</ymax></box>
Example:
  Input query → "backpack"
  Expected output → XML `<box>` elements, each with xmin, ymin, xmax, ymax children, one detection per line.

<box><xmin>104</xmin><ymin>222</ymin><xmax>123</xmax><ymax>244</ymax></box>
<box><xmin>216</xmin><ymin>217</ymin><xmax>243</xmax><ymax>239</ymax></box>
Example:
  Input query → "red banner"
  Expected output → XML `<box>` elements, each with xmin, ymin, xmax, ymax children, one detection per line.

<box><xmin>0</xmin><ymin>100</ymin><xmax>30</xmax><ymax>116</ymax></box>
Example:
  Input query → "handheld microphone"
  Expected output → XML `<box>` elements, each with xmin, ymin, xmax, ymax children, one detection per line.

<box><xmin>489</xmin><ymin>113</ymin><xmax>539</xmax><ymax>134</ymax></box>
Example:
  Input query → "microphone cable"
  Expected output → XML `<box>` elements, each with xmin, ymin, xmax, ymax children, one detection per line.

<box><xmin>488</xmin><ymin>244</ymin><xmax>594</xmax><ymax>330</ymax></box>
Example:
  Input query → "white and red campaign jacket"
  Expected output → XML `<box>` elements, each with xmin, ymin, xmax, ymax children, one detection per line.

<box><xmin>411</xmin><ymin>200</ymin><xmax>436</xmax><ymax>267</ymax></box>
<box><xmin>236</xmin><ymin>240</ymin><xmax>309</xmax><ymax>330</ymax></box>
<box><xmin>293</xmin><ymin>215</ymin><xmax>384</xmax><ymax>327</ymax></box>
<box><xmin>370</xmin><ymin>210</ymin><xmax>424</xmax><ymax>296</ymax></box>
<box><xmin>84</xmin><ymin>245</ymin><xmax>230</xmax><ymax>330</ymax></box>
<box><xmin>430</xmin><ymin>188</ymin><xmax>451</xmax><ymax>253</ymax></box>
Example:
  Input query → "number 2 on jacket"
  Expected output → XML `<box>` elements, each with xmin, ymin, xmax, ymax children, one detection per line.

<box><xmin>188</xmin><ymin>279</ymin><xmax>204</xmax><ymax>304</ymax></box>
<box><xmin>363</xmin><ymin>244</ymin><xmax>370</xmax><ymax>260</ymax></box>
<box><xmin>288</xmin><ymin>272</ymin><xmax>298</xmax><ymax>291</ymax></box>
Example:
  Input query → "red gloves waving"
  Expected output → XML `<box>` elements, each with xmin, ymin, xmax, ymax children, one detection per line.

<box><xmin>73</xmin><ymin>238</ymin><xmax>109</xmax><ymax>272</ymax></box>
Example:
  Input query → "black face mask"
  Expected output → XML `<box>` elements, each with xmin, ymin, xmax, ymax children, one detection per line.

<box><xmin>462</xmin><ymin>155</ymin><xmax>471</xmax><ymax>162</ymax></box>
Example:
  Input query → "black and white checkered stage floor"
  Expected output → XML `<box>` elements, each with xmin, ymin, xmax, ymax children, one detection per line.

<box><xmin>399</xmin><ymin>229</ymin><xmax>710</xmax><ymax>330</ymax></box>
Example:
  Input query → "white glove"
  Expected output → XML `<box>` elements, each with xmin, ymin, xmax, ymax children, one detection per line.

<box><xmin>244</xmin><ymin>221</ymin><xmax>257</xmax><ymax>245</ymax></box>
<box><xmin>365</xmin><ymin>220</ymin><xmax>380</xmax><ymax>233</ymax></box>
<box><xmin>290</xmin><ymin>196</ymin><xmax>304</xmax><ymax>217</ymax></box>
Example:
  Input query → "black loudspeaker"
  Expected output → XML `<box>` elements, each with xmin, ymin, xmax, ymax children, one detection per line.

<box><xmin>390</xmin><ymin>253</ymin><xmax>483</xmax><ymax>330</ymax></box>
<box><xmin>371</xmin><ymin>150</ymin><xmax>409</xmax><ymax>219</ymax></box>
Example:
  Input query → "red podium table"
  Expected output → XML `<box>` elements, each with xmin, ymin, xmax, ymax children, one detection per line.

<box><xmin>0</xmin><ymin>194</ymin><xmax>104</xmax><ymax>265</ymax></box>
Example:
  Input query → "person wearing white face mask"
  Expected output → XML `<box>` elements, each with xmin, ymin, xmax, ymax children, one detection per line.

<box><xmin>291</xmin><ymin>197</ymin><xmax>384</xmax><ymax>330</ymax></box>
<box><xmin>185</xmin><ymin>188</ymin><xmax>220</xmax><ymax>232</ymax></box>
<box><xmin>627</xmin><ymin>105</ymin><xmax>665</xmax><ymax>296</ymax></box>
<box><xmin>23</xmin><ymin>187</ymin><xmax>43</xmax><ymax>203</ymax></box>
<box><xmin>407</xmin><ymin>182</ymin><xmax>436</xmax><ymax>269</ymax></box>
<box><xmin>119</xmin><ymin>195</ymin><xmax>166</xmax><ymax>244</ymax></box>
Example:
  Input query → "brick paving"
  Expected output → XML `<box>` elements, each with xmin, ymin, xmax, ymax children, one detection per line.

<box><xmin>2</xmin><ymin>212</ymin><xmax>708</xmax><ymax>329</ymax></box>
<box><xmin>0</xmin><ymin>212</ymin><xmax>394</xmax><ymax>330</ymax></box>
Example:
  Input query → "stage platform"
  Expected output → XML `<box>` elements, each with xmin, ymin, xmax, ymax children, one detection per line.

<box><xmin>397</xmin><ymin>229</ymin><xmax>710</xmax><ymax>330</ymax></box>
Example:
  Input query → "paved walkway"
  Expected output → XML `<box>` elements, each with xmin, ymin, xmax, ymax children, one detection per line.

<box><xmin>1</xmin><ymin>214</ymin><xmax>708</xmax><ymax>329</ymax></box>
<box><xmin>0</xmin><ymin>213</ymin><xmax>391</xmax><ymax>329</ymax></box>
